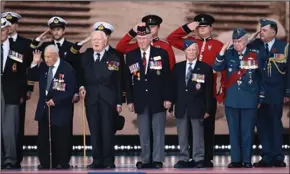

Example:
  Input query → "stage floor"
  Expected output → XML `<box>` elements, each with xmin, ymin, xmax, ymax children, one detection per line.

<box><xmin>1</xmin><ymin>155</ymin><xmax>289</xmax><ymax>174</ymax></box>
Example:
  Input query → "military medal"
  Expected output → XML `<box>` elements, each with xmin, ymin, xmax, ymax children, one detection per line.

<box><xmin>248</xmin><ymin>79</ymin><xmax>253</xmax><ymax>85</ymax></box>
<box><xmin>237</xmin><ymin>80</ymin><xmax>242</xmax><ymax>86</ymax></box>
<box><xmin>196</xmin><ymin>83</ymin><xmax>201</xmax><ymax>90</ymax></box>
<box><xmin>137</xmin><ymin>72</ymin><xmax>140</xmax><ymax>81</ymax></box>
<box><xmin>12</xmin><ymin>63</ymin><xmax>17</xmax><ymax>72</ymax></box>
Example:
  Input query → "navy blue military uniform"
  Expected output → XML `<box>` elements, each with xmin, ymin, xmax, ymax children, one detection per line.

<box><xmin>249</xmin><ymin>19</ymin><xmax>290</xmax><ymax>167</ymax></box>
<box><xmin>213</xmin><ymin>28</ymin><xmax>265</xmax><ymax>168</ymax></box>
<box><xmin>28</xmin><ymin>59</ymin><xmax>76</xmax><ymax>169</ymax></box>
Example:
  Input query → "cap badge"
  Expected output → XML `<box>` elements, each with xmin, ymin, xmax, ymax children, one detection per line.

<box><xmin>97</xmin><ymin>24</ymin><xmax>104</xmax><ymax>30</ymax></box>
<box><xmin>53</xmin><ymin>18</ymin><xmax>59</xmax><ymax>24</ymax></box>
<box><xmin>6</xmin><ymin>13</ymin><xmax>12</xmax><ymax>20</ymax></box>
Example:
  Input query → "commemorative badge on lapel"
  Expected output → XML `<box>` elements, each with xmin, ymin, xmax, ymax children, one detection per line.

<box><xmin>156</xmin><ymin>70</ymin><xmax>161</xmax><ymax>75</ymax></box>
<box><xmin>9</xmin><ymin>50</ymin><xmax>24</xmax><ymax>63</ymax></box>
<box><xmin>12</xmin><ymin>63</ymin><xmax>17</xmax><ymax>72</ymax></box>
<box><xmin>196</xmin><ymin>83</ymin><xmax>201</xmax><ymax>90</ymax></box>
<box><xmin>108</xmin><ymin>61</ymin><xmax>120</xmax><ymax>71</ymax></box>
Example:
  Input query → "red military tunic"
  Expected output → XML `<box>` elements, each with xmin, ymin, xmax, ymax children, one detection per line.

<box><xmin>167</xmin><ymin>24</ymin><xmax>226</xmax><ymax>103</ymax></box>
<box><xmin>116</xmin><ymin>29</ymin><xmax>176</xmax><ymax>70</ymax></box>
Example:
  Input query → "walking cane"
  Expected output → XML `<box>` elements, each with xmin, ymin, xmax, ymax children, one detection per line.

<box><xmin>48</xmin><ymin>105</ymin><xmax>52</xmax><ymax>169</ymax></box>
<box><xmin>82</xmin><ymin>98</ymin><xmax>86</xmax><ymax>167</ymax></box>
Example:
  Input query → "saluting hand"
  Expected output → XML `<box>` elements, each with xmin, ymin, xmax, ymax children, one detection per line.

<box><xmin>79</xmin><ymin>36</ymin><xmax>91</xmax><ymax>46</ymax></box>
<box><xmin>187</xmin><ymin>21</ymin><xmax>200</xmax><ymax>31</ymax></box>
<box><xmin>220</xmin><ymin>41</ymin><xmax>231</xmax><ymax>54</ymax></box>
<box><xmin>36</xmin><ymin>29</ymin><xmax>50</xmax><ymax>41</ymax></box>
<box><xmin>248</xmin><ymin>30</ymin><xmax>261</xmax><ymax>43</ymax></box>
<box><xmin>32</xmin><ymin>50</ymin><xmax>42</xmax><ymax>65</ymax></box>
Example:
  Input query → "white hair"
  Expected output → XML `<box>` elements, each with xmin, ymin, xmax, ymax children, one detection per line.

<box><xmin>185</xmin><ymin>42</ymin><xmax>200</xmax><ymax>55</ymax></box>
<box><xmin>44</xmin><ymin>44</ymin><xmax>59</xmax><ymax>54</ymax></box>
<box><xmin>91</xmin><ymin>30</ymin><xmax>108</xmax><ymax>41</ymax></box>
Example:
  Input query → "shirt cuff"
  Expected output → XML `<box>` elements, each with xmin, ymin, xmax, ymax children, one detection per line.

<box><xmin>74</xmin><ymin>93</ymin><xmax>79</xmax><ymax>97</ymax></box>
<box><xmin>117</xmin><ymin>104</ymin><xmax>121</xmax><ymax>107</ymax></box>
<box><xmin>35</xmin><ymin>37</ymin><xmax>41</xmax><ymax>42</ymax></box>
<box><xmin>30</xmin><ymin>62</ymin><xmax>38</xmax><ymax>68</ymax></box>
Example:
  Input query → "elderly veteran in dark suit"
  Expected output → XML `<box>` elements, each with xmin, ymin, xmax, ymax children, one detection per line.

<box><xmin>77</xmin><ymin>29</ymin><xmax>122</xmax><ymax>169</ymax></box>
<box><xmin>125</xmin><ymin>24</ymin><xmax>172</xmax><ymax>169</ymax></box>
<box><xmin>171</xmin><ymin>40</ymin><xmax>214</xmax><ymax>168</ymax></box>
<box><xmin>28</xmin><ymin>45</ymin><xmax>76</xmax><ymax>169</ymax></box>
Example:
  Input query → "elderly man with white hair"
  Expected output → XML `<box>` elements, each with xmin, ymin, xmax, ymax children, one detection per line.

<box><xmin>29</xmin><ymin>45</ymin><xmax>76</xmax><ymax>169</ymax></box>
<box><xmin>171</xmin><ymin>40</ymin><xmax>214</xmax><ymax>169</ymax></box>
<box><xmin>1</xmin><ymin>18</ymin><xmax>28</xmax><ymax>169</ymax></box>
<box><xmin>76</xmin><ymin>29</ymin><xmax>122</xmax><ymax>169</ymax></box>
<box><xmin>213</xmin><ymin>28</ymin><xmax>265</xmax><ymax>168</ymax></box>
<box><xmin>125</xmin><ymin>24</ymin><xmax>172</xmax><ymax>169</ymax></box>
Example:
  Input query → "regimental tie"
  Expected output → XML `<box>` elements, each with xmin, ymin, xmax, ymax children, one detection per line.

<box><xmin>186</xmin><ymin>63</ymin><xmax>193</xmax><ymax>86</ymax></box>
<box><xmin>265</xmin><ymin>43</ymin><xmax>269</xmax><ymax>56</ymax></box>
<box><xmin>142</xmin><ymin>51</ymin><xmax>147</xmax><ymax>73</ymax></box>
<box><xmin>56</xmin><ymin>42</ymin><xmax>61</xmax><ymax>49</ymax></box>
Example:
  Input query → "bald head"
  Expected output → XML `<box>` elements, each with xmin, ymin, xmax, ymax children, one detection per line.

<box><xmin>44</xmin><ymin>44</ymin><xmax>59</xmax><ymax>66</ymax></box>
<box><xmin>91</xmin><ymin>31</ymin><xmax>108</xmax><ymax>52</ymax></box>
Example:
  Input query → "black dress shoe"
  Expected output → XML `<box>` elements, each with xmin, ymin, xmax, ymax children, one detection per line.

<box><xmin>86</xmin><ymin>163</ymin><xmax>104</xmax><ymax>169</ymax></box>
<box><xmin>195</xmin><ymin>160</ymin><xmax>205</xmax><ymax>168</ymax></box>
<box><xmin>228</xmin><ymin>162</ymin><xmax>243</xmax><ymax>168</ymax></box>
<box><xmin>174</xmin><ymin>160</ymin><xmax>189</xmax><ymax>168</ymax></box>
<box><xmin>243</xmin><ymin>162</ymin><xmax>252</xmax><ymax>168</ymax></box>
<box><xmin>188</xmin><ymin>159</ymin><xmax>196</xmax><ymax>167</ymax></box>
<box><xmin>204</xmin><ymin>161</ymin><xmax>214</xmax><ymax>168</ymax></box>
<box><xmin>104</xmin><ymin>163</ymin><xmax>116</xmax><ymax>169</ymax></box>
<box><xmin>136</xmin><ymin>161</ymin><xmax>153</xmax><ymax>169</ymax></box>
<box><xmin>152</xmin><ymin>161</ymin><xmax>163</xmax><ymax>169</ymax></box>
<box><xmin>56</xmin><ymin>164</ymin><xmax>70</xmax><ymax>169</ymax></box>
<box><xmin>253</xmin><ymin>160</ymin><xmax>272</xmax><ymax>167</ymax></box>
<box><xmin>5</xmin><ymin>164</ymin><xmax>20</xmax><ymax>169</ymax></box>
<box><xmin>37</xmin><ymin>164</ymin><xmax>49</xmax><ymax>170</ymax></box>
<box><xmin>272</xmin><ymin>161</ymin><xmax>286</xmax><ymax>167</ymax></box>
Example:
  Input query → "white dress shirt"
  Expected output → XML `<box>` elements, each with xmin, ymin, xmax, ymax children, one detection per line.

<box><xmin>140</xmin><ymin>46</ymin><xmax>151</xmax><ymax>74</ymax></box>
<box><xmin>2</xmin><ymin>38</ymin><xmax>10</xmax><ymax>71</ymax></box>
<box><xmin>9</xmin><ymin>33</ymin><xmax>18</xmax><ymax>42</ymax></box>
<box><xmin>265</xmin><ymin>38</ymin><xmax>275</xmax><ymax>51</ymax></box>
<box><xmin>54</xmin><ymin>37</ymin><xmax>65</xmax><ymax>47</ymax></box>
<box><xmin>94</xmin><ymin>49</ymin><xmax>106</xmax><ymax>62</ymax></box>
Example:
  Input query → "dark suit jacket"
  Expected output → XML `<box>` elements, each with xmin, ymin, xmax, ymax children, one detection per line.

<box><xmin>13</xmin><ymin>34</ymin><xmax>34</xmax><ymax>93</ymax></box>
<box><xmin>172</xmin><ymin>60</ymin><xmax>214</xmax><ymax>119</ymax></box>
<box><xmin>1</xmin><ymin>38</ymin><xmax>27</xmax><ymax>104</ymax></box>
<box><xmin>125</xmin><ymin>46</ymin><xmax>172</xmax><ymax>114</ymax></box>
<box><xmin>78</xmin><ymin>48</ymin><xmax>122</xmax><ymax>107</ymax></box>
<box><xmin>28</xmin><ymin>59</ymin><xmax>76</xmax><ymax>126</ymax></box>
<box><xmin>108</xmin><ymin>46</ymin><xmax>126</xmax><ymax>103</ymax></box>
